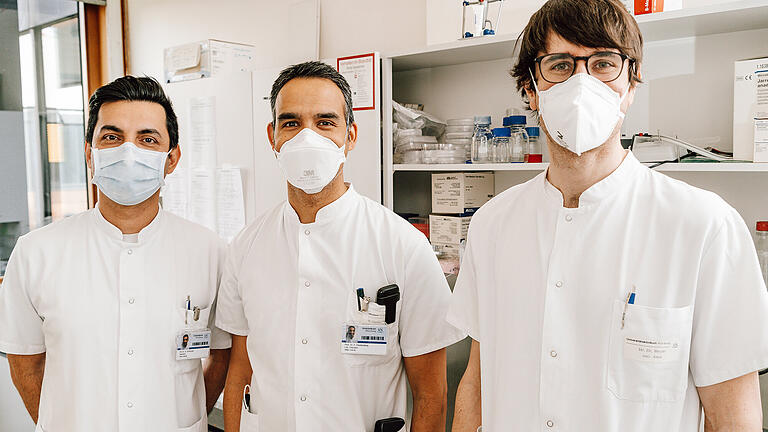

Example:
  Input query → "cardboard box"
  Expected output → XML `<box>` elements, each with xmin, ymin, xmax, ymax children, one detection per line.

<box><xmin>733</xmin><ymin>57</ymin><xmax>768</xmax><ymax>162</ymax></box>
<box><xmin>431</xmin><ymin>172</ymin><xmax>494</xmax><ymax>215</ymax></box>
<box><xmin>755</xmin><ymin>118</ymin><xmax>768</xmax><ymax>162</ymax></box>
<box><xmin>432</xmin><ymin>242</ymin><xmax>461</xmax><ymax>259</ymax></box>
<box><xmin>429</xmin><ymin>215</ymin><xmax>471</xmax><ymax>245</ymax></box>
<box><xmin>633</xmin><ymin>0</ymin><xmax>681</xmax><ymax>14</ymax></box>
<box><xmin>164</xmin><ymin>40</ymin><xmax>256</xmax><ymax>83</ymax></box>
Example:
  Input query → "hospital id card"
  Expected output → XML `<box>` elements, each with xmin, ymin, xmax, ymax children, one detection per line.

<box><xmin>624</xmin><ymin>337</ymin><xmax>680</xmax><ymax>363</ymax></box>
<box><xmin>176</xmin><ymin>329</ymin><xmax>211</xmax><ymax>360</ymax></box>
<box><xmin>341</xmin><ymin>324</ymin><xmax>387</xmax><ymax>355</ymax></box>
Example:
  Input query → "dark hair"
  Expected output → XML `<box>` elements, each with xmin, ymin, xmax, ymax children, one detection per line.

<box><xmin>511</xmin><ymin>0</ymin><xmax>643</xmax><ymax>104</ymax></box>
<box><xmin>270</xmin><ymin>61</ymin><xmax>354</xmax><ymax>129</ymax></box>
<box><xmin>86</xmin><ymin>76</ymin><xmax>179</xmax><ymax>150</ymax></box>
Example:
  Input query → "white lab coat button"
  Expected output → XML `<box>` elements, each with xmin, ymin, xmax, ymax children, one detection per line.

<box><xmin>300</xmin><ymin>395</ymin><xmax>307</xmax><ymax>402</ymax></box>
<box><xmin>127</xmin><ymin>249</ymin><xmax>133</xmax><ymax>255</ymax></box>
<box><xmin>128</xmin><ymin>297</ymin><xmax>135</xmax><ymax>304</ymax></box>
<box><xmin>550</xmin><ymin>350</ymin><xmax>557</xmax><ymax>358</ymax></box>
<box><xmin>304</xmin><ymin>281</ymin><xmax>311</xmax><ymax>287</ymax></box>
<box><xmin>546</xmin><ymin>420</ymin><xmax>554</xmax><ymax>428</ymax></box>
<box><xmin>304</xmin><ymin>229</ymin><xmax>310</xmax><ymax>236</ymax></box>
<box><xmin>565</xmin><ymin>215</ymin><xmax>573</xmax><ymax>222</ymax></box>
<box><xmin>127</xmin><ymin>402</ymin><xmax>134</xmax><ymax>408</ymax></box>
<box><xmin>555</xmin><ymin>281</ymin><xmax>563</xmax><ymax>288</ymax></box>
<box><xmin>301</xmin><ymin>338</ymin><xmax>308</xmax><ymax>344</ymax></box>
<box><xmin>128</xmin><ymin>349</ymin><xmax>134</xmax><ymax>355</ymax></box>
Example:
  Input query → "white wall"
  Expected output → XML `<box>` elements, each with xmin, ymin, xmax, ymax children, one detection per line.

<box><xmin>125</xmin><ymin>0</ymin><xmax>320</xmax><ymax>78</ymax></box>
<box><xmin>126</xmin><ymin>0</ymin><xmax>427</xmax><ymax>78</ymax></box>
<box><xmin>319</xmin><ymin>0</ymin><xmax>426</xmax><ymax>58</ymax></box>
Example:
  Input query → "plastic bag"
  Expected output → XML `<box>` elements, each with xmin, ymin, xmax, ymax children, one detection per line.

<box><xmin>392</xmin><ymin>101</ymin><xmax>445</xmax><ymax>137</ymax></box>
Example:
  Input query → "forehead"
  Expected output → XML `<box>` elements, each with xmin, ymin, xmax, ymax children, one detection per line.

<box><xmin>543</xmin><ymin>31</ymin><xmax>616</xmax><ymax>56</ymax></box>
<box><xmin>275</xmin><ymin>77</ymin><xmax>345</xmax><ymax>116</ymax></box>
<box><xmin>95</xmin><ymin>100</ymin><xmax>167</xmax><ymax>131</ymax></box>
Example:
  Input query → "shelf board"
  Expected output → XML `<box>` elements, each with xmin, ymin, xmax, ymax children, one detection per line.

<box><xmin>393</xmin><ymin>162</ymin><xmax>768</xmax><ymax>172</ymax></box>
<box><xmin>394</xmin><ymin>163</ymin><xmax>547</xmax><ymax>172</ymax></box>
<box><xmin>390</xmin><ymin>0</ymin><xmax>768</xmax><ymax>72</ymax></box>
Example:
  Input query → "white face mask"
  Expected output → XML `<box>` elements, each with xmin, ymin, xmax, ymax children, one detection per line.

<box><xmin>91</xmin><ymin>142</ymin><xmax>169</xmax><ymax>206</ymax></box>
<box><xmin>275</xmin><ymin>128</ymin><xmax>346</xmax><ymax>194</ymax></box>
<box><xmin>531</xmin><ymin>70</ymin><xmax>628</xmax><ymax>156</ymax></box>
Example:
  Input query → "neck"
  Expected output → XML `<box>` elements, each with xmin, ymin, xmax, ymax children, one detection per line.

<box><xmin>546</xmin><ymin>136</ymin><xmax>627</xmax><ymax>208</ymax></box>
<box><xmin>97</xmin><ymin>192</ymin><xmax>161</xmax><ymax>234</ymax></box>
<box><xmin>287</xmin><ymin>169</ymin><xmax>348</xmax><ymax>224</ymax></box>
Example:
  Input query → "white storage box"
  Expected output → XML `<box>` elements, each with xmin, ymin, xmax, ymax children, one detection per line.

<box><xmin>733</xmin><ymin>57</ymin><xmax>768</xmax><ymax>161</ymax></box>
<box><xmin>164</xmin><ymin>40</ymin><xmax>257</xmax><ymax>83</ymax></box>
<box><xmin>429</xmin><ymin>215</ymin><xmax>471</xmax><ymax>244</ymax></box>
<box><xmin>431</xmin><ymin>172</ymin><xmax>494</xmax><ymax>214</ymax></box>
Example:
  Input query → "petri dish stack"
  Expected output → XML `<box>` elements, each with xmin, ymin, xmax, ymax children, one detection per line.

<box><xmin>428</xmin><ymin>118</ymin><xmax>473</xmax><ymax>164</ymax></box>
<box><xmin>394</xmin><ymin>135</ymin><xmax>437</xmax><ymax>164</ymax></box>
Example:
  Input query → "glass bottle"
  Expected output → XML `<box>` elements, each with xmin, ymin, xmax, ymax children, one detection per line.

<box><xmin>507</xmin><ymin>116</ymin><xmax>528</xmax><ymax>163</ymax></box>
<box><xmin>471</xmin><ymin>116</ymin><xmax>492</xmax><ymax>163</ymax></box>
<box><xmin>491</xmin><ymin>127</ymin><xmax>510</xmax><ymax>163</ymax></box>
<box><xmin>525</xmin><ymin>126</ymin><xmax>542</xmax><ymax>163</ymax></box>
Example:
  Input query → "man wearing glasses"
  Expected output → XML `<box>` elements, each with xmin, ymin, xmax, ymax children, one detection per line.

<box><xmin>448</xmin><ymin>0</ymin><xmax>768</xmax><ymax>431</ymax></box>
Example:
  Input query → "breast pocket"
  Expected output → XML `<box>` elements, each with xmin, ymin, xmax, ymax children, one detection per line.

<box><xmin>343</xmin><ymin>290</ymin><xmax>400</xmax><ymax>368</ymax></box>
<box><xmin>606</xmin><ymin>300</ymin><xmax>693</xmax><ymax>402</ymax></box>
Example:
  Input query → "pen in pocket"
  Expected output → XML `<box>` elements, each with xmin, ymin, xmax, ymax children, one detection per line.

<box><xmin>621</xmin><ymin>285</ymin><xmax>637</xmax><ymax>330</ymax></box>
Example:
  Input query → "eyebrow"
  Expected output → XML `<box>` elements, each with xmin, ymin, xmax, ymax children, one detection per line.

<box><xmin>315</xmin><ymin>112</ymin><xmax>340</xmax><ymax>120</ymax></box>
<box><xmin>99</xmin><ymin>125</ymin><xmax>123</xmax><ymax>134</ymax></box>
<box><xmin>138</xmin><ymin>128</ymin><xmax>161</xmax><ymax>136</ymax></box>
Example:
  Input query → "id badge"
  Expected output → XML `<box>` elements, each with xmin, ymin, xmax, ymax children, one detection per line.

<box><xmin>341</xmin><ymin>324</ymin><xmax>387</xmax><ymax>355</ymax></box>
<box><xmin>176</xmin><ymin>329</ymin><xmax>211</xmax><ymax>360</ymax></box>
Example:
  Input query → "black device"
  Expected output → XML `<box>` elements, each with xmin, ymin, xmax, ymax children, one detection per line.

<box><xmin>374</xmin><ymin>417</ymin><xmax>405</xmax><ymax>432</ymax></box>
<box><xmin>376</xmin><ymin>284</ymin><xmax>400</xmax><ymax>324</ymax></box>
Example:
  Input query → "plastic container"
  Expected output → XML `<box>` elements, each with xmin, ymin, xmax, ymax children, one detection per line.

<box><xmin>525</xmin><ymin>126</ymin><xmax>542</xmax><ymax>163</ymax></box>
<box><xmin>445</xmin><ymin>125</ymin><xmax>475</xmax><ymax>133</ymax></box>
<box><xmin>447</xmin><ymin>118</ymin><xmax>475</xmax><ymax>126</ymax></box>
<box><xmin>757</xmin><ymin>221</ymin><xmax>768</xmax><ymax>288</ymax></box>
<box><xmin>491</xmin><ymin>127</ymin><xmax>511</xmax><ymax>163</ymax></box>
<box><xmin>395</xmin><ymin>135</ymin><xmax>437</xmax><ymax>148</ymax></box>
<box><xmin>445</xmin><ymin>132</ymin><xmax>474</xmax><ymax>141</ymax></box>
<box><xmin>507</xmin><ymin>117</ymin><xmax>528</xmax><ymax>163</ymax></box>
<box><xmin>471</xmin><ymin>116</ymin><xmax>493</xmax><ymax>163</ymax></box>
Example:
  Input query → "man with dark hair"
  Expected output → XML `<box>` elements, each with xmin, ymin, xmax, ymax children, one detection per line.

<box><xmin>216</xmin><ymin>61</ymin><xmax>465</xmax><ymax>431</ymax></box>
<box><xmin>448</xmin><ymin>1</ymin><xmax>768</xmax><ymax>431</ymax></box>
<box><xmin>0</xmin><ymin>76</ymin><xmax>231</xmax><ymax>431</ymax></box>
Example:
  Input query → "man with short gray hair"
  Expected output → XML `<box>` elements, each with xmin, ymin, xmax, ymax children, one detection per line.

<box><xmin>216</xmin><ymin>61</ymin><xmax>465</xmax><ymax>432</ymax></box>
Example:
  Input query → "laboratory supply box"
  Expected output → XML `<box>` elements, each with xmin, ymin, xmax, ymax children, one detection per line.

<box><xmin>733</xmin><ymin>57</ymin><xmax>768</xmax><ymax>162</ymax></box>
<box><xmin>164</xmin><ymin>40</ymin><xmax>257</xmax><ymax>83</ymax></box>
<box><xmin>431</xmin><ymin>172</ymin><xmax>495</xmax><ymax>215</ymax></box>
<box><xmin>429</xmin><ymin>215</ymin><xmax>472</xmax><ymax>245</ymax></box>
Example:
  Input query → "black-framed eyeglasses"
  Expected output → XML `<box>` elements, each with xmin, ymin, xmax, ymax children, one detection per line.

<box><xmin>534</xmin><ymin>51</ymin><xmax>632</xmax><ymax>84</ymax></box>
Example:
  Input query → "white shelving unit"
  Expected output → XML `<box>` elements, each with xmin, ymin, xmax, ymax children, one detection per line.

<box><xmin>393</xmin><ymin>162</ymin><xmax>768</xmax><ymax>172</ymax></box>
<box><xmin>381</xmin><ymin>0</ymin><xmax>768</xmax><ymax>225</ymax></box>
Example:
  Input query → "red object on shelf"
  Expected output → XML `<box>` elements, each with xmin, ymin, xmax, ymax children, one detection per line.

<box><xmin>412</xmin><ymin>223</ymin><xmax>430</xmax><ymax>239</ymax></box>
<box><xmin>634</xmin><ymin>0</ymin><xmax>664</xmax><ymax>14</ymax></box>
<box><xmin>757</xmin><ymin>221</ymin><xmax>768</xmax><ymax>232</ymax></box>
<box><xmin>526</xmin><ymin>154</ymin><xmax>543</xmax><ymax>163</ymax></box>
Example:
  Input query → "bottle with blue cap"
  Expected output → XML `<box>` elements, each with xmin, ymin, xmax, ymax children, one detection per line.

<box><xmin>491</xmin><ymin>127</ymin><xmax>511</xmax><ymax>163</ymax></box>
<box><xmin>504</xmin><ymin>115</ymin><xmax>528</xmax><ymax>163</ymax></box>
<box><xmin>471</xmin><ymin>116</ymin><xmax>493</xmax><ymax>163</ymax></box>
<box><xmin>525</xmin><ymin>126</ymin><xmax>542</xmax><ymax>163</ymax></box>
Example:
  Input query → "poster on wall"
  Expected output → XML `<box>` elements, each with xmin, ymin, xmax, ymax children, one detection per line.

<box><xmin>337</xmin><ymin>53</ymin><xmax>376</xmax><ymax>111</ymax></box>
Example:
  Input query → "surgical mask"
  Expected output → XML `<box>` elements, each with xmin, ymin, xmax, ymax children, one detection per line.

<box><xmin>275</xmin><ymin>128</ymin><xmax>346</xmax><ymax>194</ymax></box>
<box><xmin>531</xmin><ymin>70</ymin><xmax>628</xmax><ymax>156</ymax></box>
<box><xmin>91</xmin><ymin>142</ymin><xmax>169</xmax><ymax>206</ymax></box>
